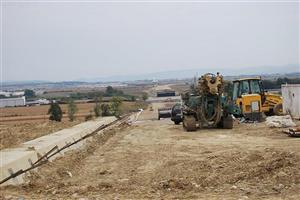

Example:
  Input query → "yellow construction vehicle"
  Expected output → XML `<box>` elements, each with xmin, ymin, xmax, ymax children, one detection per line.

<box><xmin>232</xmin><ymin>77</ymin><xmax>283</xmax><ymax>121</ymax></box>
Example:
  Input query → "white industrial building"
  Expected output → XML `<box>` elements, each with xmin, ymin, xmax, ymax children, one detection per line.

<box><xmin>26</xmin><ymin>98</ymin><xmax>50</xmax><ymax>106</ymax></box>
<box><xmin>0</xmin><ymin>90</ymin><xmax>25</xmax><ymax>97</ymax></box>
<box><xmin>282</xmin><ymin>84</ymin><xmax>300</xmax><ymax>118</ymax></box>
<box><xmin>0</xmin><ymin>96</ymin><xmax>26</xmax><ymax>108</ymax></box>
<box><xmin>146</xmin><ymin>96</ymin><xmax>182</xmax><ymax>103</ymax></box>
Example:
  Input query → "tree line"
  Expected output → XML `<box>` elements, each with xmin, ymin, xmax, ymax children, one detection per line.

<box><xmin>47</xmin><ymin>86</ymin><xmax>149</xmax><ymax>122</ymax></box>
<box><xmin>261</xmin><ymin>77</ymin><xmax>300</xmax><ymax>89</ymax></box>
<box><xmin>19</xmin><ymin>86</ymin><xmax>138</xmax><ymax>102</ymax></box>
<box><xmin>48</xmin><ymin>96</ymin><xmax>123</xmax><ymax>122</ymax></box>
<box><xmin>69</xmin><ymin>86</ymin><xmax>135</xmax><ymax>101</ymax></box>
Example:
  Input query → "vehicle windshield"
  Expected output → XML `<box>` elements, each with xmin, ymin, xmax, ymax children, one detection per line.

<box><xmin>250</xmin><ymin>80</ymin><xmax>261</xmax><ymax>94</ymax></box>
<box><xmin>233</xmin><ymin>82</ymin><xmax>239</xmax><ymax>100</ymax></box>
<box><xmin>240</xmin><ymin>80</ymin><xmax>250</xmax><ymax>95</ymax></box>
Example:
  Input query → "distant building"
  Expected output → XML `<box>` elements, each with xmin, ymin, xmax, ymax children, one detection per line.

<box><xmin>0</xmin><ymin>90</ymin><xmax>25</xmax><ymax>97</ymax></box>
<box><xmin>0</xmin><ymin>91</ymin><xmax>11</xmax><ymax>97</ymax></box>
<box><xmin>156</xmin><ymin>90</ymin><xmax>176</xmax><ymax>97</ymax></box>
<box><xmin>282</xmin><ymin>84</ymin><xmax>300</xmax><ymax>118</ymax></box>
<box><xmin>0</xmin><ymin>96</ymin><xmax>26</xmax><ymax>108</ymax></box>
<box><xmin>147</xmin><ymin>96</ymin><xmax>182</xmax><ymax>103</ymax></box>
<box><xmin>26</xmin><ymin>98</ymin><xmax>51</xmax><ymax>106</ymax></box>
<box><xmin>12</xmin><ymin>91</ymin><xmax>25</xmax><ymax>96</ymax></box>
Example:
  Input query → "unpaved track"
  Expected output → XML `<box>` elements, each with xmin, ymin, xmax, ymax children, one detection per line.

<box><xmin>1</xmin><ymin>109</ymin><xmax>300</xmax><ymax>199</ymax></box>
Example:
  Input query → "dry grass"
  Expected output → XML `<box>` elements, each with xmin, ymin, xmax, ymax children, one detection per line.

<box><xmin>0</xmin><ymin>103</ymin><xmax>95</xmax><ymax>118</ymax></box>
<box><xmin>0</xmin><ymin>101</ymin><xmax>147</xmax><ymax>150</ymax></box>
<box><xmin>0</xmin><ymin>120</ymin><xmax>81</xmax><ymax>150</ymax></box>
<box><xmin>0</xmin><ymin>102</ymin><xmax>147</xmax><ymax>121</ymax></box>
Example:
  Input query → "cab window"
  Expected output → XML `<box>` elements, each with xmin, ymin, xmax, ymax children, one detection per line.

<box><xmin>233</xmin><ymin>82</ymin><xmax>239</xmax><ymax>100</ymax></box>
<box><xmin>240</xmin><ymin>81</ymin><xmax>250</xmax><ymax>95</ymax></box>
<box><xmin>250</xmin><ymin>80</ymin><xmax>261</xmax><ymax>94</ymax></box>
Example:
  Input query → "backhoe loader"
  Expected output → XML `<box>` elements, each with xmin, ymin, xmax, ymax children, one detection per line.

<box><xmin>232</xmin><ymin>77</ymin><xmax>283</xmax><ymax>121</ymax></box>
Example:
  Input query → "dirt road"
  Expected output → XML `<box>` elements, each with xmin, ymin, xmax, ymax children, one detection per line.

<box><xmin>1</xmin><ymin>108</ymin><xmax>300</xmax><ymax>199</ymax></box>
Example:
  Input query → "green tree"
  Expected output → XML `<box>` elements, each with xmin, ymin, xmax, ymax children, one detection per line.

<box><xmin>24</xmin><ymin>89</ymin><xmax>36</xmax><ymax>98</ymax></box>
<box><xmin>110</xmin><ymin>96</ymin><xmax>122</xmax><ymax>117</ymax></box>
<box><xmin>106</xmin><ymin>86</ymin><xmax>114</xmax><ymax>95</ymax></box>
<box><xmin>142</xmin><ymin>93</ymin><xmax>148</xmax><ymax>101</ymax></box>
<box><xmin>48</xmin><ymin>102</ymin><xmax>63</xmax><ymax>122</ymax></box>
<box><xmin>67</xmin><ymin>99</ymin><xmax>78</xmax><ymax>121</ymax></box>
<box><xmin>94</xmin><ymin>97</ymin><xmax>102</xmax><ymax>117</ymax></box>
<box><xmin>105</xmin><ymin>86</ymin><xmax>124</xmax><ymax>97</ymax></box>
<box><xmin>101</xmin><ymin>104</ymin><xmax>111</xmax><ymax>116</ymax></box>
<box><xmin>130</xmin><ymin>95</ymin><xmax>136</xmax><ymax>101</ymax></box>
<box><xmin>0</xmin><ymin>95</ymin><xmax>7</xmax><ymax>98</ymax></box>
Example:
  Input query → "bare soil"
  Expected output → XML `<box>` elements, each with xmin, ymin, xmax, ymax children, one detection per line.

<box><xmin>1</xmin><ymin>107</ymin><xmax>300</xmax><ymax>199</ymax></box>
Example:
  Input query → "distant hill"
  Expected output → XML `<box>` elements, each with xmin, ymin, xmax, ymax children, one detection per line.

<box><xmin>2</xmin><ymin>80</ymin><xmax>50</xmax><ymax>86</ymax></box>
<box><xmin>77</xmin><ymin>64</ymin><xmax>299</xmax><ymax>82</ymax></box>
<box><xmin>3</xmin><ymin>64</ymin><xmax>299</xmax><ymax>85</ymax></box>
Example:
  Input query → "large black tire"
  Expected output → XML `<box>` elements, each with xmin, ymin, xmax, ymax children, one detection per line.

<box><xmin>174</xmin><ymin>120</ymin><xmax>181</xmax><ymax>125</ymax></box>
<box><xmin>217</xmin><ymin>118</ymin><xmax>224</xmax><ymax>128</ymax></box>
<box><xmin>273</xmin><ymin>103</ymin><xmax>283</xmax><ymax>116</ymax></box>
<box><xmin>183</xmin><ymin>116</ymin><xmax>197</xmax><ymax>131</ymax></box>
<box><xmin>222</xmin><ymin>115</ymin><xmax>233</xmax><ymax>129</ymax></box>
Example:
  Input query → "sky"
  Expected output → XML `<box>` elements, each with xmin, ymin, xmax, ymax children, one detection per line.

<box><xmin>2</xmin><ymin>1</ymin><xmax>300</xmax><ymax>82</ymax></box>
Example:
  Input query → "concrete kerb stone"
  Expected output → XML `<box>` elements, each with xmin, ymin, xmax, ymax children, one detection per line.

<box><xmin>0</xmin><ymin>149</ymin><xmax>38</xmax><ymax>185</ymax></box>
<box><xmin>0</xmin><ymin>116</ymin><xmax>117</xmax><ymax>186</ymax></box>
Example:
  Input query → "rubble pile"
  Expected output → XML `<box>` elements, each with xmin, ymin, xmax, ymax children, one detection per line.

<box><xmin>266</xmin><ymin>115</ymin><xmax>296</xmax><ymax>128</ymax></box>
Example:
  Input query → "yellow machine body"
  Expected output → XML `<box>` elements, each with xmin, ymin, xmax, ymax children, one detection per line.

<box><xmin>232</xmin><ymin>77</ymin><xmax>283</xmax><ymax>120</ymax></box>
<box><xmin>239</xmin><ymin>94</ymin><xmax>262</xmax><ymax>114</ymax></box>
<box><xmin>262</xmin><ymin>93</ymin><xmax>283</xmax><ymax>114</ymax></box>
<box><xmin>236</xmin><ymin>94</ymin><xmax>262</xmax><ymax>121</ymax></box>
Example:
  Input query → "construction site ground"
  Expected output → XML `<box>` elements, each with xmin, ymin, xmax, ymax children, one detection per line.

<box><xmin>1</xmin><ymin>102</ymin><xmax>300</xmax><ymax>199</ymax></box>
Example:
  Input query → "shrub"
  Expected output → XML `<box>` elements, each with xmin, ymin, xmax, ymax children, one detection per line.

<box><xmin>48</xmin><ymin>102</ymin><xmax>63</xmax><ymax>122</ymax></box>
<box><xmin>110</xmin><ymin>96</ymin><xmax>122</xmax><ymax>117</ymax></box>
<box><xmin>142</xmin><ymin>93</ymin><xmax>148</xmax><ymax>101</ymax></box>
<box><xmin>94</xmin><ymin>98</ymin><xmax>102</xmax><ymax>117</ymax></box>
<box><xmin>67</xmin><ymin>99</ymin><xmax>78</xmax><ymax>121</ymax></box>
<box><xmin>101</xmin><ymin>104</ymin><xmax>111</xmax><ymax>116</ymax></box>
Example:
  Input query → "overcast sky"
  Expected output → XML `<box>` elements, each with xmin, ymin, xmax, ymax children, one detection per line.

<box><xmin>2</xmin><ymin>1</ymin><xmax>299</xmax><ymax>81</ymax></box>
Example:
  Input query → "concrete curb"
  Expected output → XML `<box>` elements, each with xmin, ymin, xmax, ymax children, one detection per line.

<box><xmin>0</xmin><ymin>116</ymin><xmax>117</xmax><ymax>186</ymax></box>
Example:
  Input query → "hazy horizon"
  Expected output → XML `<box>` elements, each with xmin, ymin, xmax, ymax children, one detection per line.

<box><xmin>2</xmin><ymin>1</ymin><xmax>299</xmax><ymax>82</ymax></box>
<box><xmin>2</xmin><ymin>64</ymin><xmax>299</xmax><ymax>83</ymax></box>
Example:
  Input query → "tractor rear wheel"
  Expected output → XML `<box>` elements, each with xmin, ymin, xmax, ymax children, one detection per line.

<box><xmin>222</xmin><ymin>115</ymin><xmax>233</xmax><ymax>129</ymax></box>
<box><xmin>183</xmin><ymin>116</ymin><xmax>197</xmax><ymax>131</ymax></box>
